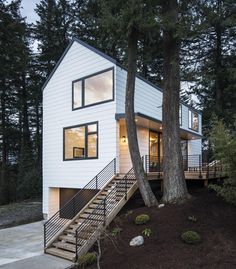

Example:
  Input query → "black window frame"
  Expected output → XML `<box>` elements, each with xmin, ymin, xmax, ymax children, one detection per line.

<box><xmin>72</xmin><ymin>67</ymin><xmax>114</xmax><ymax>110</ymax></box>
<box><xmin>63</xmin><ymin>121</ymin><xmax>98</xmax><ymax>161</ymax></box>
<box><xmin>188</xmin><ymin>109</ymin><xmax>199</xmax><ymax>132</ymax></box>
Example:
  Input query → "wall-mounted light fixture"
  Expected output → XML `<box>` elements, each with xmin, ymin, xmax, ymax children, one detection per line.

<box><xmin>122</xmin><ymin>136</ymin><xmax>126</xmax><ymax>143</ymax></box>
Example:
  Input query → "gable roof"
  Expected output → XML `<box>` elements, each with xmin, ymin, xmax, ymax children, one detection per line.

<box><xmin>41</xmin><ymin>38</ymin><xmax>116</xmax><ymax>91</ymax></box>
<box><xmin>42</xmin><ymin>37</ymin><xmax>201</xmax><ymax>114</ymax></box>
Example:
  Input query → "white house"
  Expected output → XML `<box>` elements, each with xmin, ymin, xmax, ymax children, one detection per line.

<box><xmin>42</xmin><ymin>38</ymin><xmax>202</xmax><ymax>220</ymax></box>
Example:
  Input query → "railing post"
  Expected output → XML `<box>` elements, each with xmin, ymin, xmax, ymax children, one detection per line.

<box><xmin>96</xmin><ymin>176</ymin><xmax>98</xmax><ymax>190</ymax></box>
<box><xmin>44</xmin><ymin>224</ymin><xmax>46</xmax><ymax>251</ymax></box>
<box><xmin>125</xmin><ymin>176</ymin><xmax>127</xmax><ymax>200</ymax></box>
<box><xmin>199</xmin><ymin>155</ymin><xmax>202</xmax><ymax>178</ymax></box>
<box><xmin>103</xmin><ymin>198</ymin><xmax>106</xmax><ymax>226</ymax></box>
<box><xmin>75</xmin><ymin>230</ymin><xmax>78</xmax><ymax>261</ymax></box>
<box><xmin>114</xmin><ymin>158</ymin><xmax>116</xmax><ymax>175</ymax></box>
<box><xmin>73</xmin><ymin>199</ymin><xmax>75</xmax><ymax>218</ymax></box>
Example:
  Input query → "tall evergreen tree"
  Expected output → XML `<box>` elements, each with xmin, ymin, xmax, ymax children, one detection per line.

<box><xmin>34</xmin><ymin>0</ymin><xmax>73</xmax><ymax>76</ymax></box>
<box><xmin>161</xmin><ymin>0</ymin><xmax>190</xmax><ymax>203</ymax></box>
<box><xmin>182</xmin><ymin>0</ymin><xmax>236</xmax><ymax>130</ymax></box>
<box><xmin>100</xmin><ymin>0</ymin><xmax>159</xmax><ymax>206</ymax></box>
<box><xmin>0</xmin><ymin>0</ymin><xmax>33</xmax><ymax>203</ymax></box>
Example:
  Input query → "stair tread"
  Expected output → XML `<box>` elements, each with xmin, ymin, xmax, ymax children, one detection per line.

<box><xmin>46</xmin><ymin>247</ymin><xmax>76</xmax><ymax>261</ymax></box>
<box><xmin>45</xmin><ymin>173</ymin><xmax>137</xmax><ymax>262</ymax></box>
<box><xmin>53</xmin><ymin>241</ymin><xmax>76</xmax><ymax>252</ymax></box>
<box><xmin>59</xmin><ymin>235</ymin><xmax>76</xmax><ymax>244</ymax></box>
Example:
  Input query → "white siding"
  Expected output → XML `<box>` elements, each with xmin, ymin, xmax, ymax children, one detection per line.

<box><xmin>43</xmin><ymin>41</ymin><xmax>117</xmax><ymax>216</ymax></box>
<box><xmin>119</xmin><ymin>124</ymin><xmax>149</xmax><ymax>173</ymax></box>
<box><xmin>48</xmin><ymin>188</ymin><xmax>59</xmax><ymax>218</ymax></box>
<box><xmin>116</xmin><ymin>66</ymin><xmax>202</xmax><ymax>136</ymax></box>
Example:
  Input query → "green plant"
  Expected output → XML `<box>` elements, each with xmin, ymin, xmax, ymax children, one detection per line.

<box><xmin>188</xmin><ymin>215</ymin><xmax>197</xmax><ymax>222</ymax></box>
<box><xmin>125</xmin><ymin>210</ymin><xmax>133</xmax><ymax>217</ymax></box>
<box><xmin>135</xmin><ymin>214</ymin><xmax>150</xmax><ymax>225</ymax></box>
<box><xmin>142</xmin><ymin>228</ymin><xmax>152</xmax><ymax>237</ymax></box>
<box><xmin>77</xmin><ymin>252</ymin><xmax>97</xmax><ymax>267</ymax></box>
<box><xmin>181</xmin><ymin>231</ymin><xmax>201</xmax><ymax>245</ymax></box>
<box><xmin>208</xmin><ymin>117</ymin><xmax>236</xmax><ymax>205</ymax></box>
<box><xmin>111</xmin><ymin>227</ymin><xmax>123</xmax><ymax>237</ymax></box>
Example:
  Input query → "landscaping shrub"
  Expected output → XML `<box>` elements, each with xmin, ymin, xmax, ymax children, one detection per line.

<box><xmin>181</xmin><ymin>231</ymin><xmax>201</xmax><ymax>245</ymax></box>
<box><xmin>135</xmin><ymin>214</ymin><xmax>150</xmax><ymax>225</ymax></box>
<box><xmin>111</xmin><ymin>227</ymin><xmax>123</xmax><ymax>237</ymax></box>
<box><xmin>142</xmin><ymin>228</ymin><xmax>152</xmax><ymax>237</ymax></box>
<box><xmin>77</xmin><ymin>252</ymin><xmax>97</xmax><ymax>267</ymax></box>
<box><xmin>208</xmin><ymin>117</ymin><xmax>236</xmax><ymax>205</ymax></box>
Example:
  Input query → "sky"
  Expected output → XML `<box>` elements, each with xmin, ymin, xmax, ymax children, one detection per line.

<box><xmin>21</xmin><ymin>0</ymin><xmax>39</xmax><ymax>23</ymax></box>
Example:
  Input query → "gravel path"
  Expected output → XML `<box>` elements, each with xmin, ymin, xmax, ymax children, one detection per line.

<box><xmin>0</xmin><ymin>200</ymin><xmax>43</xmax><ymax>229</ymax></box>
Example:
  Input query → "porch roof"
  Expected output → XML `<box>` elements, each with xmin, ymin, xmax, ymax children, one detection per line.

<box><xmin>115</xmin><ymin>112</ymin><xmax>203</xmax><ymax>140</ymax></box>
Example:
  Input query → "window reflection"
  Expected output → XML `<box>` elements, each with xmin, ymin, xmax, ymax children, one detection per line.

<box><xmin>73</xmin><ymin>80</ymin><xmax>82</xmax><ymax>108</ymax></box>
<box><xmin>73</xmin><ymin>69</ymin><xmax>113</xmax><ymax>109</ymax></box>
<box><xmin>85</xmin><ymin>70</ymin><xmax>113</xmax><ymax>106</ymax></box>
<box><xmin>64</xmin><ymin>123</ymin><xmax>98</xmax><ymax>160</ymax></box>
<box><xmin>65</xmin><ymin>127</ymin><xmax>85</xmax><ymax>159</ymax></box>
<box><xmin>87</xmin><ymin>134</ymin><xmax>97</xmax><ymax>158</ymax></box>
<box><xmin>189</xmin><ymin>110</ymin><xmax>199</xmax><ymax>131</ymax></box>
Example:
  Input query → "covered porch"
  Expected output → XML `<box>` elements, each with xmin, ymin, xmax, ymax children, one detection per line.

<box><xmin>116</xmin><ymin>113</ymin><xmax>223</xmax><ymax>186</ymax></box>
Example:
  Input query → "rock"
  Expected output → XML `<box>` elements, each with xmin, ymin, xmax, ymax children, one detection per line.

<box><xmin>158</xmin><ymin>203</ymin><xmax>165</xmax><ymax>208</ymax></box>
<box><xmin>129</xmin><ymin>236</ymin><xmax>144</xmax><ymax>247</ymax></box>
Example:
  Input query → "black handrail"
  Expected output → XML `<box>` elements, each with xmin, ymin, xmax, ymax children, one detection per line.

<box><xmin>144</xmin><ymin>154</ymin><xmax>223</xmax><ymax>179</ymax></box>
<box><xmin>74</xmin><ymin>165</ymin><xmax>136</xmax><ymax>260</ymax></box>
<box><xmin>44</xmin><ymin>158</ymin><xmax>116</xmax><ymax>248</ymax></box>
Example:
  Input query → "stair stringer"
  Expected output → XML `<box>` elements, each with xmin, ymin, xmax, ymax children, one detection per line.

<box><xmin>45</xmin><ymin>175</ymin><xmax>116</xmax><ymax>249</ymax></box>
<box><xmin>76</xmin><ymin>181</ymin><xmax>138</xmax><ymax>260</ymax></box>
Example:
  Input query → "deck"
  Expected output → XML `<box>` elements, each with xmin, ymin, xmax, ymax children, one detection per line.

<box><xmin>147</xmin><ymin>170</ymin><xmax>224</xmax><ymax>187</ymax></box>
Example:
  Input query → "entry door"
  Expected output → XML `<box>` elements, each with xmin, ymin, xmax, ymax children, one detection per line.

<box><xmin>149</xmin><ymin>131</ymin><xmax>161</xmax><ymax>172</ymax></box>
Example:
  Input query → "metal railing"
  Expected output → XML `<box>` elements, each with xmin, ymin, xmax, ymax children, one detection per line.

<box><xmin>144</xmin><ymin>154</ymin><xmax>223</xmax><ymax>179</ymax></box>
<box><xmin>44</xmin><ymin>158</ymin><xmax>116</xmax><ymax>248</ymax></box>
<box><xmin>74</xmin><ymin>166</ymin><xmax>136</xmax><ymax>260</ymax></box>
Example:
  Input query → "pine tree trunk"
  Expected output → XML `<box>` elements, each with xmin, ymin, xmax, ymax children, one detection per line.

<box><xmin>161</xmin><ymin>0</ymin><xmax>190</xmax><ymax>203</ymax></box>
<box><xmin>215</xmin><ymin>12</ymin><xmax>223</xmax><ymax>116</ymax></box>
<box><xmin>125</xmin><ymin>27</ymin><xmax>158</xmax><ymax>207</ymax></box>
<box><xmin>0</xmin><ymin>80</ymin><xmax>8</xmax><ymax>204</ymax></box>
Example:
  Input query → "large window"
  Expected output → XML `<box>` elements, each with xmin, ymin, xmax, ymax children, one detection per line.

<box><xmin>64</xmin><ymin>122</ymin><xmax>98</xmax><ymax>160</ymax></box>
<box><xmin>189</xmin><ymin>110</ymin><xmax>199</xmax><ymax>131</ymax></box>
<box><xmin>72</xmin><ymin>68</ymin><xmax>114</xmax><ymax>110</ymax></box>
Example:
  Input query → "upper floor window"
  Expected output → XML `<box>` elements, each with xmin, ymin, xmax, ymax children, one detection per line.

<box><xmin>64</xmin><ymin>122</ymin><xmax>98</xmax><ymax>160</ymax></box>
<box><xmin>189</xmin><ymin>109</ymin><xmax>199</xmax><ymax>131</ymax></box>
<box><xmin>72</xmin><ymin>68</ymin><xmax>114</xmax><ymax>110</ymax></box>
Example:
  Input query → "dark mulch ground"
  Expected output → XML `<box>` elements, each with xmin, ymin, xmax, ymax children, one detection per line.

<box><xmin>0</xmin><ymin>199</ymin><xmax>43</xmax><ymax>229</ymax></box>
<box><xmin>79</xmin><ymin>187</ymin><xmax>236</xmax><ymax>269</ymax></box>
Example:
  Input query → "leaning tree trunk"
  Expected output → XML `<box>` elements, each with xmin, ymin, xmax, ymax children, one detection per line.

<box><xmin>125</xmin><ymin>26</ymin><xmax>158</xmax><ymax>207</ymax></box>
<box><xmin>161</xmin><ymin>0</ymin><xmax>190</xmax><ymax>203</ymax></box>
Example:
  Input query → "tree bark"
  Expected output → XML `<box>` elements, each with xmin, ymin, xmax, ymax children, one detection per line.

<box><xmin>0</xmin><ymin>79</ymin><xmax>8</xmax><ymax>204</ymax></box>
<box><xmin>125</xmin><ymin>26</ymin><xmax>158</xmax><ymax>207</ymax></box>
<box><xmin>215</xmin><ymin>0</ymin><xmax>223</xmax><ymax>116</ymax></box>
<box><xmin>161</xmin><ymin>0</ymin><xmax>190</xmax><ymax>203</ymax></box>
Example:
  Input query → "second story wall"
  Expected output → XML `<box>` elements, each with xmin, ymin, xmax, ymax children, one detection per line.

<box><xmin>116</xmin><ymin>66</ymin><xmax>202</xmax><ymax>136</ymax></box>
<box><xmin>43</xmin><ymin>41</ymin><xmax>117</xmax><ymax>194</ymax></box>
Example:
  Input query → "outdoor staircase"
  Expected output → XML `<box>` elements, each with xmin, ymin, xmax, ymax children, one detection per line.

<box><xmin>44</xmin><ymin>159</ymin><xmax>138</xmax><ymax>262</ymax></box>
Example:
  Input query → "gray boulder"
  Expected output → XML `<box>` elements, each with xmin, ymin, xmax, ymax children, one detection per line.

<box><xmin>129</xmin><ymin>235</ymin><xmax>144</xmax><ymax>247</ymax></box>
